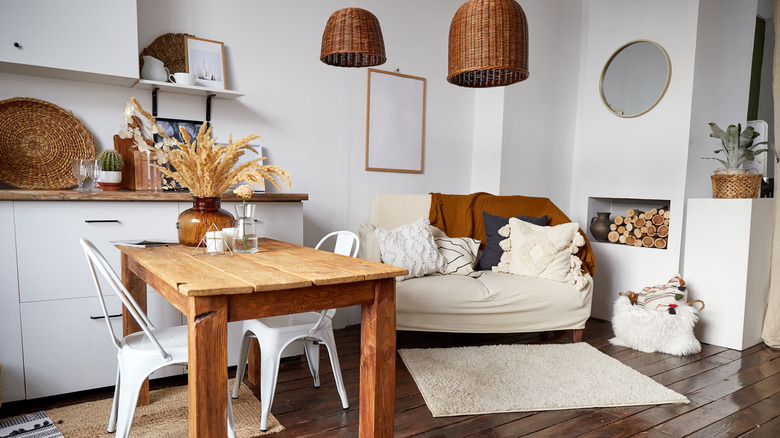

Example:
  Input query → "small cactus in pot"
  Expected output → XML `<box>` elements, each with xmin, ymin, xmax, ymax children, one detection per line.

<box><xmin>97</xmin><ymin>150</ymin><xmax>125</xmax><ymax>171</ymax></box>
<box><xmin>96</xmin><ymin>150</ymin><xmax>124</xmax><ymax>190</ymax></box>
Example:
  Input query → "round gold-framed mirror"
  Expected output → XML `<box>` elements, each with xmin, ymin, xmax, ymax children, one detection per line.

<box><xmin>599</xmin><ymin>40</ymin><xmax>671</xmax><ymax>118</ymax></box>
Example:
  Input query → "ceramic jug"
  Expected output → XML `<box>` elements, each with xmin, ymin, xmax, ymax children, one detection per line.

<box><xmin>589</xmin><ymin>212</ymin><xmax>612</xmax><ymax>242</ymax></box>
<box><xmin>141</xmin><ymin>56</ymin><xmax>170</xmax><ymax>82</ymax></box>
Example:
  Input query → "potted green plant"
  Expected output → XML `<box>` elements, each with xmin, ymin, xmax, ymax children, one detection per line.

<box><xmin>705</xmin><ymin>122</ymin><xmax>777</xmax><ymax>198</ymax></box>
<box><xmin>705</xmin><ymin>122</ymin><xmax>776</xmax><ymax>174</ymax></box>
<box><xmin>96</xmin><ymin>149</ymin><xmax>125</xmax><ymax>190</ymax></box>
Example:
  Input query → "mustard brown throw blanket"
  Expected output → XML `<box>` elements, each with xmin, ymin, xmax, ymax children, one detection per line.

<box><xmin>428</xmin><ymin>192</ymin><xmax>595</xmax><ymax>276</ymax></box>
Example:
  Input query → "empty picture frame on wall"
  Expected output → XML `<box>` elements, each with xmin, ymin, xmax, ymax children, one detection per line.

<box><xmin>365</xmin><ymin>69</ymin><xmax>426</xmax><ymax>173</ymax></box>
<box><xmin>185</xmin><ymin>36</ymin><xmax>226</xmax><ymax>89</ymax></box>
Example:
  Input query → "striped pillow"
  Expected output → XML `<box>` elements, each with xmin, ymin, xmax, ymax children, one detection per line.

<box><xmin>435</xmin><ymin>237</ymin><xmax>480</xmax><ymax>275</ymax></box>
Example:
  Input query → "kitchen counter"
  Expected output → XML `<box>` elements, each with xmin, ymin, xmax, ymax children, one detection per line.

<box><xmin>0</xmin><ymin>189</ymin><xmax>308</xmax><ymax>202</ymax></box>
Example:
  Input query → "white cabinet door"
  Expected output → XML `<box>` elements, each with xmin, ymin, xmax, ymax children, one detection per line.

<box><xmin>0</xmin><ymin>0</ymin><xmax>138</xmax><ymax>79</ymax></box>
<box><xmin>21</xmin><ymin>292</ymin><xmax>183</xmax><ymax>399</ymax></box>
<box><xmin>15</xmin><ymin>201</ymin><xmax>179</xmax><ymax>303</ymax></box>
<box><xmin>0</xmin><ymin>202</ymin><xmax>25</xmax><ymax>402</ymax></box>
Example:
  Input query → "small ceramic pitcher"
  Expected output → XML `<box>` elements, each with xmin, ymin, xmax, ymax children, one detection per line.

<box><xmin>141</xmin><ymin>56</ymin><xmax>170</xmax><ymax>82</ymax></box>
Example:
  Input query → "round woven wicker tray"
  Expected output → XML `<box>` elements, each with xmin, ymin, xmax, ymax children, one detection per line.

<box><xmin>0</xmin><ymin>97</ymin><xmax>96</xmax><ymax>189</ymax></box>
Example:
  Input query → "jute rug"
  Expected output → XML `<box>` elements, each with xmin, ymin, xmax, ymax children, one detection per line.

<box><xmin>44</xmin><ymin>379</ymin><xmax>283</xmax><ymax>437</ymax></box>
<box><xmin>398</xmin><ymin>343</ymin><xmax>689</xmax><ymax>417</ymax></box>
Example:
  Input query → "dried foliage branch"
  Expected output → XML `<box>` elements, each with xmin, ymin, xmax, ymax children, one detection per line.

<box><xmin>118</xmin><ymin>98</ymin><xmax>291</xmax><ymax>197</ymax></box>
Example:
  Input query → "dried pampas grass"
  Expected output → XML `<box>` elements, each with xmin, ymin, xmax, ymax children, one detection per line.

<box><xmin>120</xmin><ymin>98</ymin><xmax>290</xmax><ymax>197</ymax></box>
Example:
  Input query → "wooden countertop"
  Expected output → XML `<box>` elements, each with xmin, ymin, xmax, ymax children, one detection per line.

<box><xmin>0</xmin><ymin>189</ymin><xmax>308</xmax><ymax>202</ymax></box>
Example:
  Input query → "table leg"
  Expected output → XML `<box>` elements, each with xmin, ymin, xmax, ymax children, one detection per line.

<box><xmin>359</xmin><ymin>278</ymin><xmax>396</xmax><ymax>437</ymax></box>
<box><xmin>121</xmin><ymin>252</ymin><xmax>149</xmax><ymax>406</ymax></box>
<box><xmin>187</xmin><ymin>296</ymin><xmax>229</xmax><ymax>438</ymax></box>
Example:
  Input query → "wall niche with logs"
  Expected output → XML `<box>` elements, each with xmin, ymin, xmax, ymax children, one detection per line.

<box><xmin>587</xmin><ymin>197</ymin><xmax>671</xmax><ymax>249</ymax></box>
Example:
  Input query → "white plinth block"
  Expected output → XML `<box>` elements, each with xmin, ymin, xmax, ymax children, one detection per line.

<box><xmin>683</xmin><ymin>198</ymin><xmax>773</xmax><ymax>350</ymax></box>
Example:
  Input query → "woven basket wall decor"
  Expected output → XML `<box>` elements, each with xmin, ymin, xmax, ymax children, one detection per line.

<box><xmin>139</xmin><ymin>33</ymin><xmax>195</xmax><ymax>76</ymax></box>
<box><xmin>0</xmin><ymin>97</ymin><xmax>95</xmax><ymax>189</ymax></box>
<box><xmin>711</xmin><ymin>169</ymin><xmax>762</xmax><ymax>199</ymax></box>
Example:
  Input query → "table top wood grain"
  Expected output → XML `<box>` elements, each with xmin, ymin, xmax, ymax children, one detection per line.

<box><xmin>116</xmin><ymin>238</ymin><xmax>406</xmax><ymax>297</ymax></box>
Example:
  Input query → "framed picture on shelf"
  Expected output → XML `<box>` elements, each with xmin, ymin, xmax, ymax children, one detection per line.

<box><xmin>185</xmin><ymin>36</ymin><xmax>226</xmax><ymax>89</ymax></box>
<box><xmin>154</xmin><ymin>118</ymin><xmax>208</xmax><ymax>191</ymax></box>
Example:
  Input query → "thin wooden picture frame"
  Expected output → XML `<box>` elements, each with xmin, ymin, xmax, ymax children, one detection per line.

<box><xmin>365</xmin><ymin>69</ymin><xmax>426</xmax><ymax>173</ymax></box>
<box><xmin>184</xmin><ymin>36</ymin><xmax>226</xmax><ymax>90</ymax></box>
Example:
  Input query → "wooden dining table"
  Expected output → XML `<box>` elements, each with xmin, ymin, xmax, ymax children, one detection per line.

<box><xmin>117</xmin><ymin>238</ymin><xmax>407</xmax><ymax>437</ymax></box>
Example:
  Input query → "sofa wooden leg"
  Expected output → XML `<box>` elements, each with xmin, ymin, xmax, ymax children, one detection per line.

<box><xmin>573</xmin><ymin>329</ymin><xmax>583</xmax><ymax>342</ymax></box>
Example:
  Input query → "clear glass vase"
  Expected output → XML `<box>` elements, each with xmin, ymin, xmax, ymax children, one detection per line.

<box><xmin>233</xmin><ymin>203</ymin><xmax>258</xmax><ymax>253</ymax></box>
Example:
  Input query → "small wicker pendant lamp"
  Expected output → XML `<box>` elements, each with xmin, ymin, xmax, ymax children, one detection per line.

<box><xmin>448</xmin><ymin>0</ymin><xmax>529</xmax><ymax>87</ymax></box>
<box><xmin>320</xmin><ymin>8</ymin><xmax>386</xmax><ymax>67</ymax></box>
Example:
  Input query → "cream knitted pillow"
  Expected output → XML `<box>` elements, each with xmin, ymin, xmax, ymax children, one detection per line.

<box><xmin>494</xmin><ymin>218</ymin><xmax>588</xmax><ymax>290</ymax></box>
<box><xmin>375</xmin><ymin>217</ymin><xmax>445</xmax><ymax>280</ymax></box>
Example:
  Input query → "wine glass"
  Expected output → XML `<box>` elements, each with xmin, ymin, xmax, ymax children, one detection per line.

<box><xmin>71</xmin><ymin>158</ymin><xmax>88</xmax><ymax>191</ymax></box>
<box><xmin>86</xmin><ymin>159</ymin><xmax>101</xmax><ymax>191</ymax></box>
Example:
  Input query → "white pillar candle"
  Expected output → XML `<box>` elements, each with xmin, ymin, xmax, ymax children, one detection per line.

<box><xmin>220</xmin><ymin>227</ymin><xmax>234</xmax><ymax>249</ymax></box>
<box><xmin>205</xmin><ymin>231</ymin><xmax>224</xmax><ymax>253</ymax></box>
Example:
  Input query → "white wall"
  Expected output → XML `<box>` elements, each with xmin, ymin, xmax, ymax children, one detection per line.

<box><xmin>498</xmin><ymin>0</ymin><xmax>583</xmax><ymax>208</ymax></box>
<box><xmin>136</xmin><ymin>0</ymin><xmax>478</xmax><ymax>245</ymax></box>
<box><xmin>0</xmin><ymin>0</ymin><xmax>477</xmax><ymax>248</ymax></box>
<box><xmin>685</xmin><ymin>0</ymin><xmax>758</xmax><ymax>200</ymax></box>
<box><xmin>571</xmin><ymin>0</ymin><xmax>701</xmax><ymax>319</ymax></box>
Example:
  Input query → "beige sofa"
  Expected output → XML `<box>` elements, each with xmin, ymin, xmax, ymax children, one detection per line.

<box><xmin>359</xmin><ymin>194</ymin><xmax>593</xmax><ymax>338</ymax></box>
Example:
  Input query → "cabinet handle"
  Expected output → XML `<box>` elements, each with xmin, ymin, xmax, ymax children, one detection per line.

<box><xmin>84</xmin><ymin>219</ymin><xmax>121</xmax><ymax>224</ymax></box>
<box><xmin>90</xmin><ymin>313</ymin><xmax>122</xmax><ymax>320</ymax></box>
<box><xmin>13</xmin><ymin>42</ymin><xmax>21</xmax><ymax>49</ymax></box>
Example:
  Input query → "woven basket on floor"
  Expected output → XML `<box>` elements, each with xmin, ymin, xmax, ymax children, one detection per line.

<box><xmin>0</xmin><ymin>97</ymin><xmax>95</xmax><ymax>189</ymax></box>
<box><xmin>711</xmin><ymin>169</ymin><xmax>762</xmax><ymax>199</ymax></box>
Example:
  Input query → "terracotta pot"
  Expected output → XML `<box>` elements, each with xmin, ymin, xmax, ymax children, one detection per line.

<box><xmin>589</xmin><ymin>212</ymin><xmax>612</xmax><ymax>242</ymax></box>
<box><xmin>177</xmin><ymin>197</ymin><xmax>235</xmax><ymax>246</ymax></box>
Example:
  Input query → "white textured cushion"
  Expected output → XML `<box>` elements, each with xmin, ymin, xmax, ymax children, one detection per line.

<box><xmin>375</xmin><ymin>217</ymin><xmax>445</xmax><ymax>280</ymax></box>
<box><xmin>435</xmin><ymin>236</ymin><xmax>480</xmax><ymax>275</ymax></box>
<box><xmin>494</xmin><ymin>218</ymin><xmax>589</xmax><ymax>290</ymax></box>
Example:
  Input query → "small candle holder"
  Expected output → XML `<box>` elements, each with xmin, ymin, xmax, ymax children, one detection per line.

<box><xmin>192</xmin><ymin>224</ymin><xmax>233</xmax><ymax>256</ymax></box>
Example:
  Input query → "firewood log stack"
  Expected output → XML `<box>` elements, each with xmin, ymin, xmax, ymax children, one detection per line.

<box><xmin>606</xmin><ymin>207</ymin><xmax>669</xmax><ymax>249</ymax></box>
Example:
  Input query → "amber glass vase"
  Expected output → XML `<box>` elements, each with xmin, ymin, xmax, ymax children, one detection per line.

<box><xmin>177</xmin><ymin>197</ymin><xmax>235</xmax><ymax>247</ymax></box>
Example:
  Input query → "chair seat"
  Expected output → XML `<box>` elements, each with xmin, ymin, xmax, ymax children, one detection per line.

<box><xmin>121</xmin><ymin>325</ymin><xmax>188</xmax><ymax>358</ymax></box>
<box><xmin>250</xmin><ymin>311</ymin><xmax>330</xmax><ymax>331</ymax></box>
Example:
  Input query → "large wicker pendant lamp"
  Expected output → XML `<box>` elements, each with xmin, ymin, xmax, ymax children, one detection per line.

<box><xmin>448</xmin><ymin>0</ymin><xmax>529</xmax><ymax>87</ymax></box>
<box><xmin>320</xmin><ymin>7</ymin><xmax>386</xmax><ymax>67</ymax></box>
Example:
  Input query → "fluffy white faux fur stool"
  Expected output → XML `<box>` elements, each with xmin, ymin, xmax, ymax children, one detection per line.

<box><xmin>610</xmin><ymin>295</ymin><xmax>702</xmax><ymax>356</ymax></box>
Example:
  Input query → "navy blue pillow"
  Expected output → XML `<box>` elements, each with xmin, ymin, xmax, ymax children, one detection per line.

<box><xmin>476</xmin><ymin>212</ymin><xmax>549</xmax><ymax>271</ymax></box>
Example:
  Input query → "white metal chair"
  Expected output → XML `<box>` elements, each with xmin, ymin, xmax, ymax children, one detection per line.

<box><xmin>231</xmin><ymin>231</ymin><xmax>358</xmax><ymax>431</ymax></box>
<box><xmin>80</xmin><ymin>238</ymin><xmax>236</xmax><ymax>438</ymax></box>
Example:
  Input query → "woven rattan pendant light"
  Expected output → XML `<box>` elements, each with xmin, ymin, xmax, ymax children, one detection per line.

<box><xmin>320</xmin><ymin>8</ymin><xmax>386</xmax><ymax>67</ymax></box>
<box><xmin>448</xmin><ymin>0</ymin><xmax>529</xmax><ymax>87</ymax></box>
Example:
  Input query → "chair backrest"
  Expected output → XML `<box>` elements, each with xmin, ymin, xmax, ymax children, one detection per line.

<box><xmin>311</xmin><ymin>231</ymin><xmax>360</xmax><ymax>332</ymax></box>
<box><xmin>79</xmin><ymin>239</ymin><xmax>172</xmax><ymax>361</ymax></box>
<box><xmin>315</xmin><ymin>231</ymin><xmax>360</xmax><ymax>258</ymax></box>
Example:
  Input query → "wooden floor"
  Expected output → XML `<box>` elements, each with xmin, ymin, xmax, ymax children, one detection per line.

<box><xmin>3</xmin><ymin>317</ymin><xmax>780</xmax><ymax>437</ymax></box>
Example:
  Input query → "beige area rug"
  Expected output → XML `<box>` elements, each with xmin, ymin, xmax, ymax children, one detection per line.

<box><xmin>45</xmin><ymin>379</ymin><xmax>284</xmax><ymax>437</ymax></box>
<box><xmin>398</xmin><ymin>343</ymin><xmax>689</xmax><ymax>417</ymax></box>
